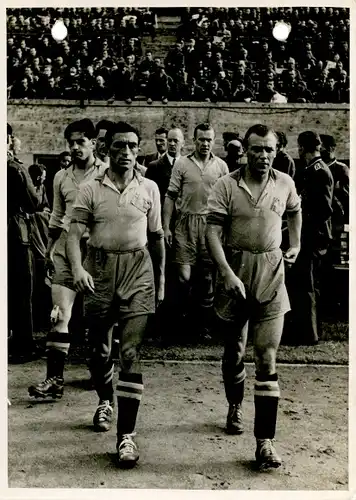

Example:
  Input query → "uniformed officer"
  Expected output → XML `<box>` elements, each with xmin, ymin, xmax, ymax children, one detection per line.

<box><xmin>320</xmin><ymin>134</ymin><xmax>349</xmax><ymax>230</ymax></box>
<box><xmin>8</xmin><ymin>123</ymin><xmax>40</xmax><ymax>361</ymax></box>
<box><xmin>206</xmin><ymin>124</ymin><xmax>302</xmax><ymax>470</ymax></box>
<box><xmin>289</xmin><ymin>131</ymin><xmax>334</xmax><ymax>345</ymax></box>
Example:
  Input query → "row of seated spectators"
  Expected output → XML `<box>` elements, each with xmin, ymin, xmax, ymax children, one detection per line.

<box><xmin>7</xmin><ymin>7</ymin><xmax>158</xmax><ymax>38</ymax></box>
<box><xmin>170</xmin><ymin>7</ymin><xmax>349</xmax><ymax>103</ymax></box>
<box><xmin>7</xmin><ymin>7</ymin><xmax>350</xmax><ymax>103</ymax></box>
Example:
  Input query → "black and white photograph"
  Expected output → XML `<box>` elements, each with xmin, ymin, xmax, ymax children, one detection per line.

<box><xmin>6</xmin><ymin>4</ymin><xmax>351</xmax><ymax>493</ymax></box>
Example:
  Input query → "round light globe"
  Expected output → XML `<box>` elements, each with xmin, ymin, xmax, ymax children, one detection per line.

<box><xmin>51</xmin><ymin>20</ymin><xmax>68</xmax><ymax>41</ymax></box>
<box><xmin>272</xmin><ymin>22</ymin><xmax>291</xmax><ymax>42</ymax></box>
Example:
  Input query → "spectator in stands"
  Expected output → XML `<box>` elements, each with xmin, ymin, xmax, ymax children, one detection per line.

<box><xmin>272</xmin><ymin>132</ymin><xmax>295</xmax><ymax>178</ymax></box>
<box><xmin>10</xmin><ymin>77</ymin><xmax>36</xmax><ymax>99</ymax></box>
<box><xmin>216</xmin><ymin>70</ymin><xmax>232</xmax><ymax>98</ymax></box>
<box><xmin>139</xmin><ymin>51</ymin><xmax>154</xmax><ymax>73</ymax></box>
<box><xmin>258</xmin><ymin>80</ymin><xmax>285</xmax><ymax>103</ymax></box>
<box><xmin>81</xmin><ymin>65</ymin><xmax>97</xmax><ymax>96</ymax></box>
<box><xmin>317</xmin><ymin>77</ymin><xmax>340</xmax><ymax>103</ymax></box>
<box><xmin>232</xmin><ymin>81</ymin><xmax>255</xmax><ymax>102</ymax></box>
<box><xmin>125</xmin><ymin>15</ymin><xmax>141</xmax><ymax>39</ymax></box>
<box><xmin>140</xmin><ymin>7</ymin><xmax>157</xmax><ymax>40</ymax></box>
<box><xmin>135</xmin><ymin>69</ymin><xmax>151</xmax><ymax>98</ymax></box>
<box><xmin>293</xmin><ymin>80</ymin><xmax>314</xmax><ymax>103</ymax></box>
<box><xmin>165</xmin><ymin>40</ymin><xmax>185</xmax><ymax>77</ymax></box>
<box><xmin>204</xmin><ymin>79</ymin><xmax>225</xmax><ymax>102</ymax></box>
<box><xmin>147</xmin><ymin>64</ymin><xmax>173</xmax><ymax>104</ymax></box>
<box><xmin>91</xmin><ymin>75</ymin><xmax>111</xmax><ymax>100</ymax></box>
<box><xmin>183</xmin><ymin>38</ymin><xmax>197</xmax><ymax>74</ymax></box>
<box><xmin>53</xmin><ymin>56</ymin><xmax>68</xmax><ymax>78</ymax></box>
<box><xmin>337</xmin><ymin>70</ymin><xmax>349</xmax><ymax>103</ymax></box>
<box><xmin>110</xmin><ymin>65</ymin><xmax>134</xmax><ymax>102</ymax></box>
<box><xmin>181</xmin><ymin>77</ymin><xmax>206</xmax><ymax>101</ymax></box>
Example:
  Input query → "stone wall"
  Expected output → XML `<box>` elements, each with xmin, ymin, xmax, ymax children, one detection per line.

<box><xmin>7</xmin><ymin>100</ymin><xmax>350</xmax><ymax>166</ymax></box>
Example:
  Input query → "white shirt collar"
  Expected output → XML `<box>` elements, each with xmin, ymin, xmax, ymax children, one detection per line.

<box><xmin>166</xmin><ymin>152</ymin><xmax>180</xmax><ymax>165</ymax></box>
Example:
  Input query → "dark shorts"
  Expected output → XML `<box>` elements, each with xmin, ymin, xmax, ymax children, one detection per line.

<box><xmin>173</xmin><ymin>213</ymin><xmax>212</xmax><ymax>266</ymax></box>
<box><xmin>83</xmin><ymin>246</ymin><xmax>155</xmax><ymax>322</ymax></box>
<box><xmin>215</xmin><ymin>247</ymin><xmax>290</xmax><ymax>323</ymax></box>
<box><xmin>52</xmin><ymin>231</ymin><xmax>87</xmax><ymax>291</ymax></box>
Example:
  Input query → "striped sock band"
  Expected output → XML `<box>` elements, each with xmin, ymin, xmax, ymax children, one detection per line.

<box><xmin>116</xmin><ymin>373</ymin><xmax>144</xmax><ymax>436</ymax></box>
<box><xmin>46</xmin><ymin>331</ymin><xmax>70</xmax><ymax>379</ymax></box>
<box><xmin>254</xmin><ymin>372</ymin><xmax>280</xmax><ymax>439</ymax></box>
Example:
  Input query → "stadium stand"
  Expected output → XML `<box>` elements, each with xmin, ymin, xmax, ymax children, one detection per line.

<box><xmin>7</xmin><ymin>7</ymin><xmax>349</xmax><ymax>103</ymax></box>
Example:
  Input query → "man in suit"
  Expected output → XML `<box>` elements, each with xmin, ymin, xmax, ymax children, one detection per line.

<box><xmin>145</xmin><ymin>127</ymin><xmax>185</xmax><ymax>344</ymax></box>
<box><xmin>140</xmin><ymin>127</ymin><xmax>168</xmax><ymax>166</ymax></box>
<box><xmin>146</xmin><ymin>127</ymin><xmax>185</xmax><ymax>206</ymax></box>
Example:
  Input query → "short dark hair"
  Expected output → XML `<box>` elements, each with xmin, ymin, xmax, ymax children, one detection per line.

<box><xmin>320</xmin><ymin>134</ymin><xmax>336</xmax><ymax>151</ymax></box>
<box><xmin>194</xmin><ymin>122</ymin><xmax>215</xmax><ymax>139</ymax></box>
<box><xmin>105</xmin><ymin>121</ymin><xmax>141</xmax><ymax>146</ymax></box>
<box><xmin>155</xmin><ymin>127</ymin><xmax>168</xmax><ymax>137</ymax></box>
<box><xmin>223</xmin><ymin>131</ymin><xmax>240</xmax><ymax>143</ymax></box>
<box><xmin>297</xmin><ymin>131</ymin><xmax>321</xmax><ymax>153</ymax></box>
<box><xmin>64</xmin><ymin>119</ymin><xmax>96</xmax><ymax>141</ymax></box>
<box><xmin>95</xmin><ymin>119</ymin><xmax>114</xmax><ymax>136</ymax></box>
<box><xmin>59</xmin><ymin>151</ymin><xmax>71</xmax><ymax>161</ymax></box>
<box><xmin>7</xmin><ymin>123</ymin><xmax>13</xmax><ymax>137</ymax></box>
<box><xmin>276</xmin><ymin>131</ymin><xmax>288</xmax><ymax>149</ymax></box>
<box><xmin>243</xmin><ymin>124</ymin><xmax>278</xmax><ymax>149</ymax></box>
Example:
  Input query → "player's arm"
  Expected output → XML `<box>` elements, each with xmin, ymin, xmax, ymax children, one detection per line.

<box><xmin>163</xmin><ymin>161</ymin><xmax>182</xmax><ymax>245</ymax></box>
<box><xmin>206</xmin><ymin>181</ymin><xmax>245</xmax><ymax>298</ymax></box>
<box><xmin>284</xmin><ymin>179</ymin><xmax>302</xmax><ymax>264</ymax></box>
<box><xmin>67</xmin><ymin>185</ymin><xmax>95</xmax><ymax>294</ymax></box>
<box><xmin>147</xmin><ymin>183</ymin><xmax>166</xmax><ymax>306</ymax></box>
<box><xmin>67</xmin><ymin>222</ymin><xmax>94</xmax><ymax>294</ymax></box>
<box><xmin>45</xmin><ymin>172</ymin><xmax>66</xmax><ymax>271</ymax></box>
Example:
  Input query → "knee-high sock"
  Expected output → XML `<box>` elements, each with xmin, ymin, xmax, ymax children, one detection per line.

<box><xmin>89</xmin><ymin>348</ymin><xmax>114</xmax><ymax>403</ymax></box>
<box><xmin>116</xmin><ymin>372</ymin><xmax>144</xmax><ymax>437</ymax></box>
<box><xmin>46</xmin><ymin>331</ymin><xmax>70</xmax><ymax>379</ymax></box>
<box><xmin>223</xmin><ymin>359</ymin><xmax>246</xmax><ymax>405</ymax></box>
<box><xmin>254</xmin><ymin>372</ymin><xmax>280</xmax><ymax>439</ymax></box>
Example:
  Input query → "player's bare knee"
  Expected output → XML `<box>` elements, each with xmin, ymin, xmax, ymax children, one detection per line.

<box><xmin>121</xmin><ymin>345</ymin><xmax>138</xmax><ymax>368</ymax></box>
<box><xmin>254</xmin><ymin>347</ymin><xmax>276</xmax><ymax>375</ymax></box>
<box><xmin>50</xmin><ymin>304</ymin><xmax>71</xmax><ymax>328</ymax></box>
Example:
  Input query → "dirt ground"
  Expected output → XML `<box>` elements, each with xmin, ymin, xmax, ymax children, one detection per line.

<box><xmin>8</xmin><ymin>360</ymin><xmax>348</xmax><ymax>490</ymax></box>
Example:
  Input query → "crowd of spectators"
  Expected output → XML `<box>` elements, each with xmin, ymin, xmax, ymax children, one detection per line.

<box><xmin>7</xmin><ymin>7</ymin><xmax>349</xmax><ymax>103</ymax></box>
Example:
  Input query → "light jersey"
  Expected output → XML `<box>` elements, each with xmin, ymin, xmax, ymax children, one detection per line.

<box><xmin>49</xmin><ymin>157</ymin><xmax>106</xmax><ymax>232</ymax></box>
<box><xmin>167</xmin><ymin>152</ymin><xmax>229</xmax><ymax>215</ymax></box>
<box><xmin>71</xmin><ymin>169</ymin><xmax>162</xmax><ymax>252</ymax></box>
<box><xmin>207</xmin><ymin>167</ymin><xmax>301</xmax><ymax>253</ymax></box>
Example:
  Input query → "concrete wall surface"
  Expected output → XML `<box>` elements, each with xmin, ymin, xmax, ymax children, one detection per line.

<box><xmin>7</xmin><ymin>100</ymin><xmax>350</xmax><ymax>166</ymax></box>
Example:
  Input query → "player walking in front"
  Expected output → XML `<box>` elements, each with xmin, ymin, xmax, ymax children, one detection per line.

<box><xmin>66</xmin><ymin>121</ymin><xmax>165</xmax><ymax>468</ymax></box>
<box><xmin>206</xmin><ymin>124</ymin><xmax>302</xmax><ymax>470</ymax></box>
